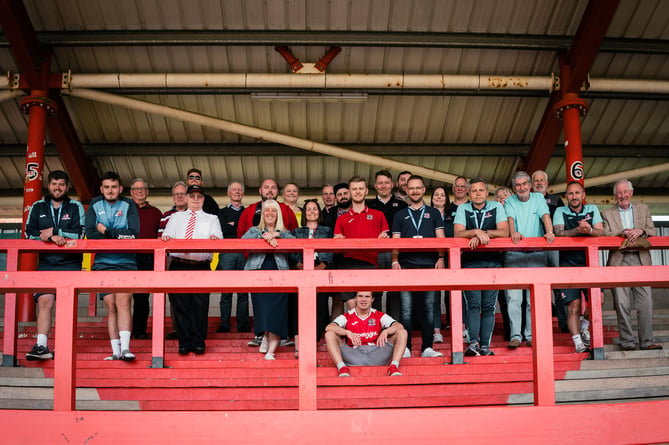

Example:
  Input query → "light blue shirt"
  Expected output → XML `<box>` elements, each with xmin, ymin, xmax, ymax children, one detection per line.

<box><xmin>504</xmin><ymin>192</ymin><xmax>550</xmax><ymax>237</ymax></box>
<box><xmin>618</xmin><ymin>205</ymin><xmax>634</xmax><ymax>230</ymax></box>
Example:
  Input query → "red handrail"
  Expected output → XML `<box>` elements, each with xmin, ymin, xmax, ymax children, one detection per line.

<box><xmin>2</xmin><ymin>236</ymin><xmax>669</xmax><ymax>412</ymax></box>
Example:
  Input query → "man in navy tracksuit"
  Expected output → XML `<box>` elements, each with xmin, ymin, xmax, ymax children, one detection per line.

<box><xmin>25</xmin><ymin>170</ymin><xmax>85</xmax><ymax>360</ymax></box>
<box><xmin>85</xmin><ymin>171</ymin><xmax>139</xmax><ymax>361</ymax></box>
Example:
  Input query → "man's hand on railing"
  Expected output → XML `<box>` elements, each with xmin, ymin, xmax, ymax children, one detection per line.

<box><xmin>511</xmin><ymin>231</ymin><xmax>524</xmax><ymax>244</ymax></box>
<box><xmin>544</xmin><ymin>232</ymin><xmax>555</xmax><ymax>244</ymax></box>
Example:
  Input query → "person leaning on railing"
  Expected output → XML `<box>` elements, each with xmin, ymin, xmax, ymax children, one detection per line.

<box><xmin>601</xmin><ymin>178</ymin><xmax>662</xmax><ymax>351</ymax></box>
<box><xmin>292</xmin><ymin>199</ymin><xmax>334</xmax><ymax>344</ymax></box>
<box><xmin>242</xmin><ymin>199</ymin><xmax>296</xmax><ymax>360</ymax></box>
<box><xmin>24</xmin><ymin>170</ymin><xmax>85</xmax><ymax>361</ymax></box>
<box><xmin>161</xmin><ymin>184</ymin><xmax>222</xmax><ymax>356</ymax></box>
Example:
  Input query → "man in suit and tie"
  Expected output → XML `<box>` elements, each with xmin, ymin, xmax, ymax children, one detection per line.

<box><xmin>601</xmin><ymin>179</ymin><xmax>662</xmax><ymax>351</ymax></box>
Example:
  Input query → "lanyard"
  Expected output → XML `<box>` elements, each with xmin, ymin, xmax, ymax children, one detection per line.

<box><xmin>473</xmin><ymin>203</ymin><xmax>489</xmax><ymax>230</ymax></box>
<box><xmin>50</xmin><ymin>202</ymin><xmax>62</xmax><ymax>232</ymax></box>
<box><xmin>408</xmin><ymin>206</ymin><xmax>425</xmax><ymax>234</ymax></box>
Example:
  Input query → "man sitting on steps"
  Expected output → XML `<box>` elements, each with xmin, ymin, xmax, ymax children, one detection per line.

<box><xmin>325</xmin><ymin>291</ymin><xmax>408</xmax><ymax>377</ymax></box>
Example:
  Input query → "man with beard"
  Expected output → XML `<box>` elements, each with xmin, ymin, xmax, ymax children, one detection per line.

<box><xmin>553</xmin><ymin>181</ymin><xmax>603</xmax><ymax>353</ymax></box>
<box><xmin>504</xmin><ymin>171</ymin><xmax>555</xmax><ymax>349</ymax></box>
<box><xmin>85</xmin><ymin>171</ymin><xmax>139</xmax><ymax>361</ymax></box>
<box><xmin>321</xmin><ymin>182</ymin><xmax>351</xmax><ymax>230</ymax></box>
<box><xmin>25</xmin><ymin>170</ymin><xmax>85</xmax><ymax>360</ymax></box>
<box><xmin>394</xmin><ymin>171</ymin><xmax>412</xmax><ymax>203</ymax></box>
<box><xmin>391</xmin><ymin>175</ymin><xmax>445</xmax><ymax>358</ymax></box>
<box><xmin>237</xmin><ymin>178</ymin><xmax>298</xmax><ymax>237</ymax></box>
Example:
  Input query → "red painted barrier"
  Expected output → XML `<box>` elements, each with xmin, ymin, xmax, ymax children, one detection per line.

<box><xmin>2</xmin><ymin>237</ymin><xmax>669</xmax><ymax>417</ymax></box>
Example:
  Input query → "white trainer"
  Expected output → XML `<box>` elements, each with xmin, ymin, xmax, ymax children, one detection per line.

<box><xmin>259</xmin><ymin>335</ymin><xmax>269</xmax><ymax>354</ymax></box>
<box><xmin>421</xmin><ymin>347</ymin><xmax>444</xmax><ymax>358</ymax></box>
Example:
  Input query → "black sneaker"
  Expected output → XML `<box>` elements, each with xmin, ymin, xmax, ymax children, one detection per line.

<box><xmin>464</xmin><ymin>343</ymin><xmax>481</xmax><ymax>357</ymax></box>
<box><xmin>26</xmin><ymin>344</ymin><xmax>53</xmax><ymax>361</ymax></box>
<box><xmin>479</xmin><ymin>347</ymin><xmax>495</xmax><ymax>356</ymax></box>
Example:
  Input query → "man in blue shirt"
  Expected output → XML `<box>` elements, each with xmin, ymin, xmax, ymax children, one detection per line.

<box><xmin>553</xmin><ymin>181</ymin><xmax>604</xmax><ymax>353</ymax></box>
<box><xmin>504</xmin><ymin>171</ymin><xmax>555</xmax><ymax>349</ymax></box>
<box><xmin>391</xmin><ymin>175</ymin><xmax>445</xmax><ymax>358</ymax></box>
<box><xmin>454</xmin><ymin>178</ymin><xmax>509</xmax><ymax>356</ymax></box>
<box><xmin>85</xmin><ymin>171</ymin><xmax>139</xmax><ymax>361</ymax></box>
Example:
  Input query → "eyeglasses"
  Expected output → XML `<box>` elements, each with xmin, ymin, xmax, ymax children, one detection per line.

<box><xmin>173</xmin><ymin>192</ymin><xmax>186</xmax><ymax>197</ymax></box>
<box><xmin>130</xmin><ymin>187</ymin><xmax>147</xmax><ymax>191</ymax></box>
<box><xmin>188</xmin><ymin>175</ymin><xmax>201</xmax><ymax>180</ymax></box>
<box><xmin>188</xmin><ymin>193</ymin><xmax>204</xmax><ymax>199</ymax></box>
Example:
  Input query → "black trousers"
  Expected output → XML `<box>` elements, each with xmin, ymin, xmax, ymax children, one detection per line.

<box><xmin>169</xmin><ymin>260</ymin><xmax>211</xmax><ymax>350</ymax></box>
<box><xmin>132</xmin><ymin>253</ymin><xmax>153</xmax><ymax>336</ymax></box>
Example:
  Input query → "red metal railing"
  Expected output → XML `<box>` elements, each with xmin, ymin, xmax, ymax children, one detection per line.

<box><xmin>2</xmin><ymin>237</ymin><xmax>669</xmax><ymax>413</ymax></box>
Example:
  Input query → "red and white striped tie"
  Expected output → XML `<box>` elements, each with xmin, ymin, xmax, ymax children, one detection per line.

<box><xmin>184</xmin><ymin>212</ymin><xmax>196</xmax><ymax>239</ymax></box>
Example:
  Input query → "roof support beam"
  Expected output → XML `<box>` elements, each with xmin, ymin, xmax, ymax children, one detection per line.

<box><xmin>1</xmin><ymin>30</ymin><xmax>666</xmax><ymax>54</ymax></box>
<box><xmin>0</xmin><ymin>0</ymin><xmax>98</xmax><ymax>202</ymax></box>
<box><xmin>522</xmin><ymin>0</ymin><xmax>620</xmax><ymax>175</ymax></box>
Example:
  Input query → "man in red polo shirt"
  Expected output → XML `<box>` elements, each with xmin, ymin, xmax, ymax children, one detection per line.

<box><xmin>334</xmin><ymin>175</ymin><xmax>389</xmax><ymax>311</ymax></box>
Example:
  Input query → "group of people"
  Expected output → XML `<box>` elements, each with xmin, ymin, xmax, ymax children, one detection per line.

<box><xmin>24</xmin><ymin>167</ymin><xmax>662</xmax><ymax>379</ymax></box>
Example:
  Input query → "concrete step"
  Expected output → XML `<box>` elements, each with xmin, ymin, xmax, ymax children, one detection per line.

<box><xmin>579</xmin><ymin>357</ymin><xmax>669</xmax><ymax>370</ymax></box>
<box><xmin>564</xmin><ymin>367</ymin><xmax>669</xmax><ymax>380</ymax></box>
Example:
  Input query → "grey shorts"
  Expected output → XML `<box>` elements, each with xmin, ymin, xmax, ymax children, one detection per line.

<box><xmin>340</xmin><ymin>342</ymin><xmax>394</xmax><ymax>366</ymax></box>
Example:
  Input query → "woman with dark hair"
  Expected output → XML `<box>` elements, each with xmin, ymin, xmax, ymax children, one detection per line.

<box><xmin>242</xmin><ymin>199</ymin><xmax>295</xmax><ymax>360</ymax></box>
<box><xmin>292</xmin><ymin>199</ymin><xmax>334</xmax><ymax>349</ymax></box>
<box><xmin>430</xmin><ymin>186</ymin><xmax>454</xmax><ymax>342</ymax></box>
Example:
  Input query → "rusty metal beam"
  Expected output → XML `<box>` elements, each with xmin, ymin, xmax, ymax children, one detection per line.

<box><xmin>521</xmin><ymin>0</ymin><xmax>621</xmax><ymax>174</ymax></box>
<box><xmin>0</xmin><ymin>0</ymin><xmax>99</xmax><ymax>200</ymax></box>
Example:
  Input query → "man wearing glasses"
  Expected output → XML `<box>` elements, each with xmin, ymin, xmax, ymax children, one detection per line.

<box><xmin>186</xmin><ymin>168</ymin><xmax>219</xmax><ymax>215</ymax></box>
<box><xmin>129</xmin><ymin>178</ymin><xmax>163</xmax><ymax>340</ymax></box>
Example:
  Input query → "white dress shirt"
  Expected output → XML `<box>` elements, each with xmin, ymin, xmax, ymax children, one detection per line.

<box><xmin>163</xmin><ymin>209</ymin><xmax>223</xmax><ymax>262</ymax></box>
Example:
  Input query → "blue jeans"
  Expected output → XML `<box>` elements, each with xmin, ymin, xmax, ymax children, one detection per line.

<box><xmin>504</xmin><ymin>251</ymin><xmax>546</xmax><ymax>342</ymax></box>
<box><xmin>400</xmin><ymin>290</ymin><xmax>435</xmax><ymax>352</ymax></box>
<box><xmin>217</xmin><ymin>252</ymin><xmax>249</xmax><ymax>331</ymax></box>
<box><xmin>463</xmin><ymin>260</ymin><xmax>500</xmax><ymax>348</ymax></box>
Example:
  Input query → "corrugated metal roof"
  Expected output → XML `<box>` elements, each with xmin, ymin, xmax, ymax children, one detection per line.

<box><xmin>0</xmin><ymin>0</ymin><xmax>668</xmax><ymax>217</ymax></box>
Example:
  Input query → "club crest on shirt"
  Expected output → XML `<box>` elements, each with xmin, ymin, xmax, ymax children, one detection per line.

<box><xmin>424</xmin><ymin>213</ymin><xmax>430</xmax><ymax>219</ymax></box>
<box><xmin>367</xmin><ymin>214</ymin><xmax>373</xmax><ymax>220</ymax></box>
<box><xmin>62</xmin><ymin>214</ymin><xmax>71</xmax><ymax>221</ymax></box>
<box><xmin>115</xmin><ymin>210</ymin><xmax>123</xmax><ymax>217</ymax></box>
<box><xmin>368</xmin><ymin>319</ymin><xmax>376</xmax><ymax>327</ymax></box>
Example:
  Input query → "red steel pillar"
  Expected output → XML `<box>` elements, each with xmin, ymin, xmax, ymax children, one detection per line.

<box><xmin>18</xmin><ymin>92</ymin><xmax>57</xmax><ymax>321</ymax></box>
<box><xmin>553</xmin><ymin>63</ymin><xmax>588</xmax><ymax>185</ymax></box>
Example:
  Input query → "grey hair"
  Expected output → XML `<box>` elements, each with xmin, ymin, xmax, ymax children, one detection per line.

<box><xmin>613</xmin><ymin>179</ymin><xmax>633</xmax><ymax>194</ymax></box>
<box><xmin>511</xmin><ymin>171</ymin><xmax>531</xmax><ymax>190</ymax></box>
<box><xmin>531</xmin><ymin>170</ymin><xmax>548</xmax><ymax>182</ymax></box>
<box><xmin>130</xmin><ymin>177</ymin><xmax>148</xmax><ymax>187</ymax></box>
<box><xmin>172</xmin><ymin>180</ymin><xmax>187</xmax><ymax>191</ymax></box>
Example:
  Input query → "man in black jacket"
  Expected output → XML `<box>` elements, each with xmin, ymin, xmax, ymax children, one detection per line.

<box><xmin>25</xmin><ymin>170</ymin><xmax>85</xmax><ymax>360</ymax></box>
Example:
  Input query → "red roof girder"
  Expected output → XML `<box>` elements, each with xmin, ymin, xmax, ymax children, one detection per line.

<box><xmin>522</xmin><ymin>0</ymin><xmax>621</xmax><ymax>175</ymax></box>
<box><xmin>0</xmin><ymin>0</ymin><xmax>98</xmax><ymax>202</ymax></box>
